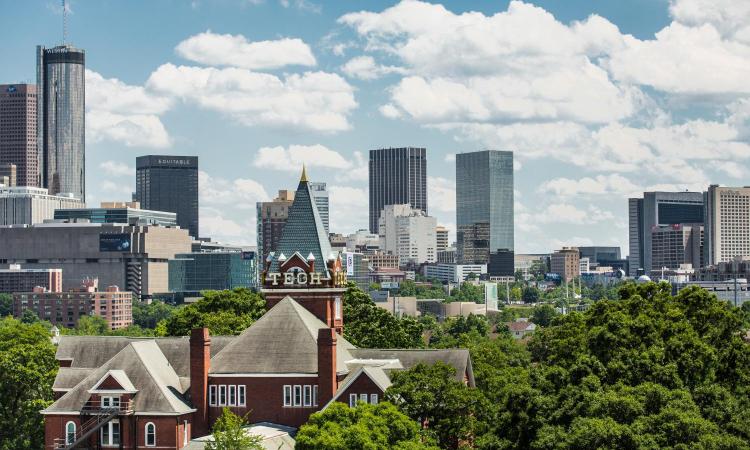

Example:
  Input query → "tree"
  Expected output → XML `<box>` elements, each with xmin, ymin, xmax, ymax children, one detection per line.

<box><xmin>163</xmin><ymin>288</ymin><xmax>266</xmax><ymax>336</ymax></box>
<box><xmin>0</xmin><ymin>317</ymin><xmax>57</xmax><ymax>450</ymax></box>
<box><xmin>132</xmin><ymin>300</ymin><xmax>175</xmax><ymax>329</ymax></box>
<box><xmin>449</xmin><ymin>282</ymin><xmax>484</xmax><ymax>303</ymax></box>
<box><xmin>531</xmin><ymin>304</ymin><xmax>558</xmax><ymax>327</ymax></box>
<box><xmin>0</xmin><ymin>294</ymin><xmax>12</xmax><ymax>317</ymax></box>
<box><xmin>206</xmin><ymin>408</ymin><xmax>263</xmax><ymax>450</ymax></box>
<box><xmin>522</xmin><ymin>286</ymin><xmax>540</xmax><ymax>303</ymax></box>
<box><xmin>296</xmin><ymin>402</ymin><xmax>439</xmax><ymax>450</ymax></box>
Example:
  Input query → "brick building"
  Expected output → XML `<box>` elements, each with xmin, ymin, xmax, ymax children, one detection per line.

<box><xmin>0</xmin><ymin>264</ymin><xmax>61</xmax><ymax>293</ymax></box>
<box><xmin>42</xmin><ymin>169</ymin><xmax>474</xmax><ymax>449</ymax></box>
<box><xmin>551</xmin><ymin>247</ymin><xmax>580</xmax><ymax>283</ymax></box>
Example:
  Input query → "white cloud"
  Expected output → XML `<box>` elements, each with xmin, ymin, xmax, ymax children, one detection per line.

<box><xmin>669</xmin><ymin>0</ymin><xmax>750</xmax><ymax>43</ymax></box>
<box><xmin>200</xmin><ymin>207</ymin><xmax>254</xmax><ymax>245</ymax></box>
<box><xmin>334</xmin><ymin>151</ymin><xmax>368</xmax><ymax>183</ymax></box>
<box><xmin>428</xmin><ymin>176</ymin><xmax>456</xmax><ymax>213</ymax></box>
<box><xmin>279</xmin><ymin>0</ymin><xmax>321</xmax><ymax>13</ymax></box>
<box><xmin>99</xmin><ymin>180</ymin><xmax>133</xmax><ymax>198</ymax></box>
<box><xmin>341</xmin><ymin>56</ymin><xmax>407</xmax><ymax>80</ymax></box>
<box><xmin>199</xmin><ymin>171</ymin><xmax>269</xmax><ymax>209</ymax></box>
<box><xmin>539</xmin><ymin>174</ymin><xmax>640</xmax><ymax>198</ymax></box>
<box><xmin>444</xmin><ymin>153</ymin><xmax>455</xmax><ymax>163</ymax></box>
<box><xmin>176</xmin><ymin>31</ymin><xmax>317</xmax><ymax>70</ymax></box>
<box><xmin>328</xmin><ymin>185</ymin><xmax>368</xmax><ymax>232</ymax></box>
<box><xmin>99</xmin><ymin>161</ymin><xmax>135</xmax><ymax>177</ymax></box>
<box><xmin>253</xmin><ymin>144</ymin><xmax>352</xmax><ymax>172</ymax></box>
<box><xmin>536</xmin><ymin>203</ymin><xmax>614</xmax><ymax>224</ymax></box>
<box><xmin>147</xmin><ymin>64</ymin><xmax>357</xmax><ymax>132</ymax></box>
<box><xmin>87</xmin><ymin>111</ymin><xmax>171</xmax><ymax>148</ymax></box>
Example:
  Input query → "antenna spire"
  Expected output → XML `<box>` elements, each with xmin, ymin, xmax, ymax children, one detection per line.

<box><xmin>62</xmin><ymin>0</ymin><xmax>68</xmax><ymax>44</ymax></box>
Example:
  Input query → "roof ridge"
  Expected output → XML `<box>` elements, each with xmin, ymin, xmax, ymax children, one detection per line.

<box><xmin>130</xmin><ymin>340</ymin><xmax>185</xmax><ymax>413</ymax></box>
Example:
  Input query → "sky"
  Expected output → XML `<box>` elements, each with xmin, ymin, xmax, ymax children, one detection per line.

<box><xmin>1</xmin><ymin>0</ymin><xmax>748</xmax><ymax>254</ymax></box>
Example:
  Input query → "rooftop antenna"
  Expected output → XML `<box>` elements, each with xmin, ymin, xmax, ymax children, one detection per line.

<box><xmin>62</xmin><ymin>0</ymin><xmax>68</xmax><ymax>44</ymax></box>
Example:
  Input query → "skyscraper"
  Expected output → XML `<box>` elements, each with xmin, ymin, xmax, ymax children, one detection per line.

<box><xmin>456</xmin><ymin>150</ymin><xmax>514</xmax><ymax>268</ymax></box>
<box><xmin>135</xmin><ymin>155</ymin><xmax>199</xmax><ymax>238</ymax></box>
<box><xmin>704</xmin><ymin>185</ymin><xmax>750</xmax><ymax>266</ymax></box>
<box><xmin>0</xmin><ymin>84</ymin><xmax>37</xmax><ymax>187</ymax></box>
<box><xmin>309</xmin><ymin>181</ymin><xmax>329</xmax><ymax>234</ymax></box>
<box><xmin>369</xmin><ymin>147</ymin><xmax>427</xmax><ymax>234</ymax></box>
<box><xmin>256</xmin><ymin>189</ymin><xmax>295</xmax><ymax>263</ymax></box>
<box><xmin>37</xmin><ymin>45</ymin><xmax>85</xmax><ymax>200</ymax></box>
<box><xmin>627</xmin><ymin>191</ymin><xmax>704</xmax><ymax>275</ymax></box>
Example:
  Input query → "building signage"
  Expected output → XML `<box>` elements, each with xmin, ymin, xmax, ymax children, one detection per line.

<box><xmin>99</xmin><ymin>234</ymin><xmax>131</xmax><ymax>252</ymax></box>
<box><xmin>6</xmin><ymin>86</ymin><xmax>16</xmax><ymax>93</ymax></box>
<box><xmin>345</xmin><ymin>252</ymin><xmax>354</xmax><ymax>276</ymax></box>
<box><xmin>266</xmin><ymin>272</ymin><xmax>323</xmax><ymax>286</ymax></box>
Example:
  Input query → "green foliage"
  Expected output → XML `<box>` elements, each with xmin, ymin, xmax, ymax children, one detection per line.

<box><xmin>397</xmin><ymin>280</ymin><xmax>447</xmax><ymax>299</ymax></box>
<box><xmin>429</xmin><ymin>314</ymin><xmax>489</xmax><ymax>348</ymax></box>
<box><xmin>163</xmin><ymin>288</ymin><xmax>266</xmax><ymax>336</ymax></box>
<box><xmin>343</xmin><ymin>284</ymin><xmax>424</xmax><ymax>348</ymax></box>
<box><xmin>206</xmin><ymin>408</ymin><xmax>263</xmax><ymax>450</ymax></box>
<box><xmin>132</xmin><ymin>300</ymin><xmax>175</xmax><ymax>329</ymax></box>
<box><xmin>0</xmin><ymin>293</ymin><xmax>12</xmax><ymax>317</ymax></box>
<box><xmin>296</xmin><ymin>402</ymin><xmax>439</xmax><ymax>450</ymax></box>
<box><xmin>0</xmin><ymin>317</ymin><xmax>57</xmax><ymax>450</ymax></box>
<box><xmin>60</xmin><ymin>315</ymin><xmax>155</xmax><ymax>337</ymax></box>
<box><xmin>531</xmin><ymin>304</ymin><xmax>559</xmax><ymax>327</ymax></box>
<box><xmin>450</xmin><ymin>282</ymin><xmax>484</xmax><ymax>303</ymax></box>
<box><xmin>522</xmin><ymin>286</ymin><xmax>540</xmax><ymax>303</ymax></box>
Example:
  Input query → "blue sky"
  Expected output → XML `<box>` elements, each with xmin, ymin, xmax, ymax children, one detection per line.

<box><xmin>1</xmin><ymin>0</ymin><xmax>748</xmax><ymax>252</ymax></box>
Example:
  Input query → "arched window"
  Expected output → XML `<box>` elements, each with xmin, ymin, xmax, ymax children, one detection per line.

<box><xmin>65</xmin><ymin>421</ymin><xmax>76</xmax><ymax>445</ymax></box>
<box><xmin>145</xmin><ymin>422</ymin><xmax>156</xmax><ymax>447</ymax></box>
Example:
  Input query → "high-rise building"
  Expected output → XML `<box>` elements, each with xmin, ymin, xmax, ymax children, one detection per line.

<box><xmin>0</xmin><ymin>186</ymin><xmax>83</xmax><ymax>226</ymax></box>
<box><xmin>378</xmin><ymin>204</ymin><xmax>437</xmax><ymax>266</ymax></box>
<box><xmin>456</xmin><ymin>150</ymin><xmax>513</xmax><ymax>265</ymax></box>
<box><xmin>0</xmin><ymin>163</ymin><xmax>17</xmax><ymax>186</ymax></box>
<box><xmin>256</xmin><ymin>190</ymin><xmax>295</xmax><ymax>263</ymax></box>
<box><xmin>436</xmin><ymin>225</ymin><xmax>449</xmax><ymax>251</ymax></box>
<box><xmin>651</xmin><ymin>224</ymin><xmax>703</xmax><ymax>272</ymax></box>
<box><xmin>169</xmin><ymin>251</ymin><xmax>257</xmax><ymax>295</ymax></box>
<box><xmin>628</xmin><ymin>192</ymin><xmax>704</xmax><ymax>276</ymax></box>
<box><xmin>368</xmin><ymin>147</ymin><xmax>427</xmax><ymax>233</ymax></box>
<box><xmin>704</xmin><ymin>185</ymin><xmax>750</xmax><ymax>266</ymax></box>
<box><xmin>135</xmin><ymin>155</ymin><xmax>199</xmax><ymax>238</ymax></box>
<box><xmin>551</xmin><ymin>247</ymin><xmax>580</xmax><ymax>283</ymax></box>
<box><xmin>37</xmin><ymin>45</ymin><xmax>85</xmax><ymax>200</ymax></box>
<box><xmin>309</xmin><ymin>181</ymin><xmax>329</xmax><ymax>234</ymax></box>
<box><xmin>0</xmin><ymin>84</ymin><xmax>37</xmax><ymax>187</ymax></box>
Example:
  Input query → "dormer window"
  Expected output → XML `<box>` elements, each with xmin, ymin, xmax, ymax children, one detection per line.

<box><xmin>101</xmin><ymin>396</ymin><xmax>120</xmax><ymax>408</ymax></box>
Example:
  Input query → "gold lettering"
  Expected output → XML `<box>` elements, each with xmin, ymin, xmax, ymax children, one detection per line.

<box><xmin>284</xmin><ymin>272</ymin><xmax>295</xmax><ymax>285</ymax></box>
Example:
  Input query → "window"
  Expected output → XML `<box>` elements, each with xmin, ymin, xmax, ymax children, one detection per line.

<box><xmin>65</xmin><ymin>421</ymin><xmax>76</xmax><ymax>445</ymax></box>
<box><xmin>335</xmin><ymin>297</ymin><xmax>342</xmax><ymax>320</ymax></box>
<box><xmin>228</xmin><ymin>385</ymin><xmax>237</xmax><ymax>406</ymax></box>
<box><xmin>349</xmin><ymin>393</ymin><xmax>357</xmax><ymax>407</ymax></box>
<box><xmin>303</xmin><ymin>385</ymin><xmax>312</xmax><ymax>407</ymax></box>
<box><xmin>370</xmin><ymin>394</ymin><xmax>379</xmax><ymax>405</ymax></box>
<box><xmin>360</xmin><ymin>394</ymin><xmax>368</xmax><ymax>404</ymax></box>
<box><xmin>294</xmin><ymin>385</ymin><xmax>302</xmax><ymax>407</ymax></box>
<box><xmin>313</xmin><ymin>385</ymin><xmax>318</xmax><ymax>406</ymax></box>
<box><xmin>101</xmin><ymin>396</ymin><xmax>120</xmax><ymax>408</ymax></box>
<box><xmin>145</xmin><ymin>422</ymin><xmax>156</xmax><ymax>447</ymax></box>
<box><xmin>238</xmin><ymin>385</ymin><xmax>246</xmax><ymax>407</ymax></box>
<box><xmin>219</xmin><ymin>385</ymin><xmax>227</xmax><ymax>406</ymax></box>
<box><xmin>283</xmin><ymin>385</ymin><xmax>292</xmax><ymax>407</ymax></box>
<box><xmin>100</xmin><ymin>420</ymin><xmax>120</xmax><ymax>446</ymax></box>
<box><xmin>209</xmin><ymin>385</ymin><xmax>217</xmax><ymax>406</ymax></box>
<box><xmin>183</xmin><ymin>420</ymin><xmax>189</xmax><ymax>447</ymax></box>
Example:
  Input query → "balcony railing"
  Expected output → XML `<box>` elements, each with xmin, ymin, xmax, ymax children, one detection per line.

<box><xmin>52</xmin><ymin>400</ymin><xmax>133</xmax><ymax>450</ymax></box>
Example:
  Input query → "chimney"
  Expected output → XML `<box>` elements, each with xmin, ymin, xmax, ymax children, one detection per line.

<box><xmin>317</xmin><ymin>328</ymin><xmax>337</xmax><ymax>406</ymax></box>
<box><xmin>190</xmin><ymin>328</ymin><xmax>211</xmax><ymax>437</ymax></box>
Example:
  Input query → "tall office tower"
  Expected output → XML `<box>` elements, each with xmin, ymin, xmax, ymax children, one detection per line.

<box><xmin>0</xmin><ymin>84</ymin><xmax>37</xmax><ymax>187</ymax></box>
<box><xmin>135</xmin><ymin>155</ymin><xmax>199</xmax><ymax>238</ymax></box>
<box><xmin>651</xmin><ymin>224</ymin><xmax>703</xmax><ymax>272</ymax></box>
<box><xmin>369</xmin><ymin>147</ymin><xmax>427</xmax><ymax>234</ymax></box>
<box><xmin>435</xmin><ymin>225</ymin><xmax>449</xmax><ymax>251</ymax></box>
<box><xmin>309</xmin><ymin>181</ymin><xmax>329</xmax><ymax>234</ymax></box>
<box><xmin>627</xmin><ymin>192</ymin><xmax>704</xmax><ymax>276</ymax></box>
<box><xmin>704</xmin><ymin>185</ymin><xmax>750</xmax><ymax>266</ymax></box>
<box><xmin>378</xmin><ymin>204</ymin><xmax>437</xmax><ymax>266</ymax></box>
<box><xmin>456</xmin><ymin>150</ymin><xmax>514</xmax><ymax>266</ymax></box>
<box><xmin>256</xmin><ymin>190</ymin><xmax>295</xmax><ymax>263</ymax></box>
<box><xmin>37</xmin><ymin>45</ymin><xmax>85</xmax><ymax>200</ymax></box>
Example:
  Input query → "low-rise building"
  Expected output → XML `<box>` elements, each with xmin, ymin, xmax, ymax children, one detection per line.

<box><xmin>169</xmin><ymin>251</ymin><xmax>257</xmax><ymax>298</ymax></box>
<box><xmin>437</xmin><ymin>247</ymin><xmax>456</xmax><ymax>264</ymax></box>
<box><xmin>551</xmin><ymin>247</ymin><xmax>580</xmax><ymax>283</ymax></box>
<box><xmin>0</xmin><ymin>186</ymin><xmax>83</xmax><ymax>226</ymax></box>
<box><xmin>368</xmin><ymin>252</ymin><xmax>400</xmax><ymax>270</ymax></box>
<box><xmin>423</xmin><ymin>263</ymin><xmax>487</xmax><ymax>283</ymax></box>
<box><xmin>54</xmin><ymin>201</ymin><xmax>178</xmax><ymax>227</ymax></box>
<box><xmin>0</xmin><ymin>264</ymin><xmax>62</xmax><ymax>293</ymax></box>
<box><xmin>505</xmin><ymin>319</ymin><xmax>536</xmax><ymax>339</ymax></box>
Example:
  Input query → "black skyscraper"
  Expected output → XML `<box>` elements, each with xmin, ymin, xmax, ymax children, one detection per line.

<box><xmin>368</xmin><ymin>147</ymin><xmax>427</xmax><ymax>234</ymax></box>
<box><xmin>135</xmin><ymin>155</ymin><xmax>199</xmax><ymax>238</ymax></box>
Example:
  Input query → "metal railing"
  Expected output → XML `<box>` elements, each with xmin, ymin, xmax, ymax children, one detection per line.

<box><xmin>52</xmin><ymin>399</ymin><xmax>133</xmax><ymax>450</ymax></box>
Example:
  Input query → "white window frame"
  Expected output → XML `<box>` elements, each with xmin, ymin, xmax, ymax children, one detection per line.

<box><xmin>209</xmin><ymin>385</ymin><xmax>217</xmax><ymax>406</ymax></box>
<box><xmin>349</xmin><ymin>393</ymin><xmax>357</xmax><ymax>407</ymax></box>
<box><xmin>334</xmin><ymin>297</ymin><xmax>342</xmax><ymax>320</ymax></box>
<box><xmin>293</xmin><ymin>385</ymin><xmax>302</xmax><ymax>407</ymax></box>
<box><xmin>283</xmin><ymin>385</ymin><xmax>292</xmax><ymax>407</ymax></box>
<box><xmin>228</xmin><ymin>385</ymin><xmax>237</xmax><ymax>406</ymax></box>
<box><xmin>313</xmin><ymin>385</ymin><xmax>318</xmax><ymax>406</ymax></box>
<box><xmin>370</xmin><ymin>394</ymin><xmax>378</xmax><ymax>405</ymax></box>
<box><xmin>145</xmin><ymin>422</ymin><xmax>156</xmax><ymax>447</ymax></box>
<box><xmin>65</xmin><ymin>421</ymin><xmax>76</xmax><ymax>446</ymax></box>
<box><xmin>219</xmin><ymin>385</ymin><xmax>227</xmax><ymax>406</ymax></box>
<box><xmin>238</xmin><ymin>385</ymin><xmax>246</xmax><ymax>407</ymax></box>
<box><xmin>303</xmin><ymin>385</ymin><xmax>312</xmax><ymax>407</ymax></box>
<box><xmin>183</xmin><ymin>420</ymin><xmax>188</xmax><ymax>447</ymax></box>
<box><xmin>100</xmin><ymin>419</ymin><xmax>120</xmax><ymax>447</ymax></box>
<box><xmin>101</xmin><ymin>396</ymin><xmax>120</xmax><ymax>408</ymax></box>
<box><xmin>360</xmin><ymin>393</ymin><xmax>368</xmax><ymax>404</ymax></box>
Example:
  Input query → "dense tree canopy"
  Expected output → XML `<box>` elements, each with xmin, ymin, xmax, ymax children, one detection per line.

<box><xmin>0</xmin><ymin>293</ymin><xmax>11</xmax><ymax>317</ymax></box>
<box><xmin>163</xmin><ymin>288</ymin><xmax>266</xmax><ymax>336</ymax></box>
<box><xmin>132</xmin><ymin>299</ymin><xmax>176</xmax><ymax>329</ymax></box>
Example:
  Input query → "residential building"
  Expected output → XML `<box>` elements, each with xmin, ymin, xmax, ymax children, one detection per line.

<box><xmin>650</xmin><ymin>224</ymin><xmax>703</xmax><ymax>273</ymax></box>
<box><xmin>309</xmin><ymin>181</ymin><xmax>329</xmax><ymax>234</ymax></box>
<box><xmin>368</xmin><ymin>147</ymin><xmax>427</xmax><ymax>233</ymax></box>
<box><xmin>0</xmin><ymin>265</ymin><xmax>61</xmax><ymax>293</ymax></box>
<box><xmin>704</xmin><ymin>185</ymin><xmax>750</xmax><ymax>265</ymax></box>
<box><xmin>37</xmin><ymin>46</ymin><xmax>85</xmax><ymax>200</ymax></box>
<box><xmin>378</xmin><ymin>204</ymin><xmax>437</xmax><ymax>266</ymax></box>
<box><xmin>0</xmin><ymin>186</ymin><xmax>83</xmax><ymax>225</ymax></box>
<box><xmin>506</xmin><ymin>319</ymin><xmax>537</xmax><ymax>339</ymax></box>
<box><xmin>423</xmin><ymin>263</ymin><xmax>487</xmax><ymax>283</ymax></box>
<box><xmin>1</xmin><ymin>84</ymin><xmax>37</xmax><ymax>187</ymax></box>
<box><xmin>256</xmin><ymin>190</ymin><xmax>295</xmax><ymax>263</ymax></box>
<box><xmin>456</xmin><ymin>150</ymin><xmax>513</xmax><ymax>265</ymax></box>
<box><xmin>628</xmin><ymin>192</ymin><xmax>704</xmax><ymax>276</ymax></box>
<box><xmin>169</xmin><ymin>251</ymin><xmax>257</xmax><ymax>296</ymax></box>
<box><xmin>0</xmin><ymin>163</ymin><xmax>17</xmax><ymax>186</ymax></box>
<box><xmin>436</xmin><ymin>226</ymin><xmax>449</xmax><ymax>251</ymax></box>
<box><xmin>437</xmin><ymin>247</ymin><xmax>456</xmax><ymax>264</ymax></box>
<box><xmin>55</xmin><ymin>201</ymin><xmax>177</xmax><ymax>227</ymax></box>
<box><xmin>135</xmin><ymin>155</ymin><xmax>199</xmax><ymax>238</ymax></box>
<box><xmin>551</xmin><ymin>247</ymin><xmax>580</xmax><ymax>283</ymax></box>
<box><xmin>0</xmin><ymin>223</ymin><xmax>191</xmax><ymax>298</ymax></box>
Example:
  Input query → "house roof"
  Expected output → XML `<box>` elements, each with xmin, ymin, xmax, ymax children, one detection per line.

<box><xmin>90</xmin><ymin>369</ymin><xmax>137</xmax><ymax>393</ymax></box>
<box><xmin>348</xmin><ymin>348</ymin><xmax>475</xmax><ymax>386</ymax></box>
<box><xmin>210</xmin><ymin>297</ymin><xmax>355</xmax><ymax>374</ymax></box>
<box><xmin>506</xmin><ymin>321</ymin><xmax>536</xmax><ymax>332</ymax></box>
<box><xmin>268</xmin><ymin>169</ymin><xmax>333</xmax><ymax>274</ymax></box>
<box><xmin>44</xmin><ymin>340</ymin><xmax>193</xmax><ymax>415</ymax></box>
<box><xmin>52</xmin><ymin>367</ymin><xmax>92</xmax><ymax>392</ymax></box>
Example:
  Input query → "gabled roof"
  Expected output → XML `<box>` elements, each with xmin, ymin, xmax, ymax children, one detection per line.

<box><xmin>324</xmin><ymin>365</ymin><xmax>393</xmax><ymax>409</ymax></box>
<box><xmin>52</xmin><ymin>367</ymin><xmax>92</xmax><ymax>392</ymax></box>
<box><xmin>348</xmin><ymin>348</ymin><xmax>475</xmax><ymax>387</ymax></box>
<box><xmin>506</xmin><ymin>321</ymin><xmax>536</xmax><ymax>332</ymax></box>
<box><xmin>269</xmin><ymin>169</ymin><xmax>333</xmax><ymax>274</ymax></box>
<box><xmin>210</xmin><ymin>297</ymin><xmax>354</xmax><ymax>374</ymax></box>
<box><xmin>43</xmin><ymin>340</ymin><xmax>194</xmax><ymax>415</ymax></box>
<box><xmin>89</xmin><ymin>369</ymin><xmax>137</xmax><ymax>393</ymax></box>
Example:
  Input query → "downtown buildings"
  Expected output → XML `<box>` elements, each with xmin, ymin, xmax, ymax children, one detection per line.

<box><xmin>0</xmin><ymin>84</ymin><xmax>38</xmax><ymax>187</ymax></box>
<box><xmin>704</xmin><ymin>185</ymin><xmax>750</xmax><ymax>266</ymax></box>
<box><xmin>0</xmin><ymin>185</ymin><xmax>83</xmax><ymax>225</ymax></box>
<box><xmin>368</xmin><ymin>147</ymin><xmax>427</xmax><ymax>234</ymax></box>
<box><xmin>378</xmin><ymin>204</ymin><xmax>437</xmax><ymax>267</ymax></box>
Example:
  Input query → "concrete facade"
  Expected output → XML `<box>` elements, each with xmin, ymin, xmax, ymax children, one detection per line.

<box><xmin>0</xmin><ymin>186</ymin><xmax>83</xmax><ymax>225</ymax></box>
<box><xmin>551</xmin><ymin>247</ymin><xmax>580</xmax><ymax>283</ymax></box>
<box><xmin>378</xmin><ymin>204</ymin><xmax>437</xmax><ymax>266</ymax></box>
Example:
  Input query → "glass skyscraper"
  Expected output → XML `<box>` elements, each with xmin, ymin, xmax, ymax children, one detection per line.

<box><xmin>37</xmin><ymin>45</ymin><xmax>85</xmax><ymax>200</ymax></box>
<box><xmin>135</xmin><ymin>155</ymin><xmax>199</xmax><ymax>238</ymax></box>
<box><xmin>368</xmin><ymin>147</ymin><xmax>427</xmax><ymax>234</ymax></box>
<box><xmin>309</xmin><ymin>181</ymin><xmax>329</xmax><ymax>234</ymax></box>
<box><xmin>456</xmin><ymin>150</ymin><xmax>514</xmax><ymax>267</ymax></box>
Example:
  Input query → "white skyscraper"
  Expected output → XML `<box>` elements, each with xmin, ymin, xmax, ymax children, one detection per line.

<box><xmin>704</xmin><ymin>185</ymin><xmax>750</xmax><ymax>266</ymax></box>
<box><xmin>378</xmin><ymin>204</ymin><xmax>437</xmax><ymax>266</ymax></box>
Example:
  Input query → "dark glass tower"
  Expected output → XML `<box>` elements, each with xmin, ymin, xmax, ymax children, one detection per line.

<box><xmin>368</xmin><ymin>147</ymin><xmax>427</xmax><ymax>234</ymax></box>
<box><xmin>37</xmin><ymin>45</ymin><xmax>85</xmax><ymax>200</ymax></box>
<box><xmin>135</xmin><ymin>155</ymin><xmax>199</xmax><ymax>238</ymax></box>
<box><xmin>456</xmin><ymin>150</ymin><xmax>514</xmax><ymax>267</ymax></box>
